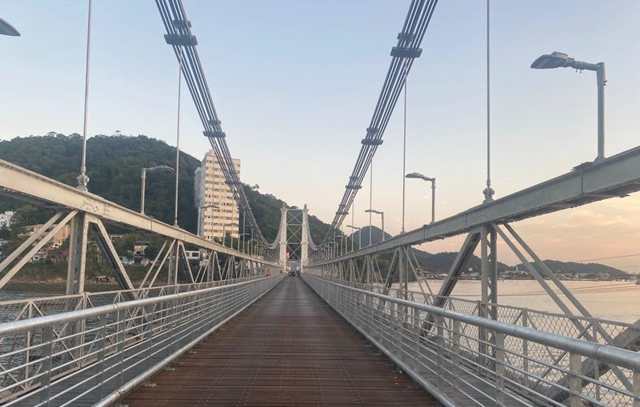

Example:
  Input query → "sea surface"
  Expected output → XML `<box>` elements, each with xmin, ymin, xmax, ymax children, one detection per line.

<box><xmin>410</xmin><ymin>279</ymin><xmax>640</xmax><ymax>324</ymax></box>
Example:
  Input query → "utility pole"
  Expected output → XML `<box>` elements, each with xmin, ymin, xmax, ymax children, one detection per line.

<box><xmin>483</xmin><ymin>0</ymin><xmax>494</xmax><ymax>203</ymax></box>
<box><xmin>401</xmin><ymin>80</ymin><xmax>408</xmax><ymax>232</ymax></box>
<box><xmin>68</xmin><ymin>0</ymin><xmax>92</xmax><ymax>295</ymax></box>
<box><xmin>77</xmin><ymin>0</ymin><xmax>92</xmax><ymax>192</ymax></box>
<box><xmin>170</xmin><ymin>63</ymin><xmax>182</xmax><ymax>285</ymax></box>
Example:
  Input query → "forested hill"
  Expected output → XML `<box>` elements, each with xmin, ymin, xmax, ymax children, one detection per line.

<box><xmin>0</xmin><ymin>133</ymin><xmax>333</xmax><ymax>242</ymax></box>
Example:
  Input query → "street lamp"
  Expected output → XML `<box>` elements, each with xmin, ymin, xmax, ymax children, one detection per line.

<box><xmin>531</xmin><ymin>51</ymin><xmax>606</xmax><ymax>161</ymax></box>
<box><xmin>364</xmin><ymin>209</ymin><xmax>385</xmax><ymax>243</ymax></box>
<box><xmin>346</xmin><ymin>225</ymin><xmax>361</xmax><ymax>252</ymax></box>
<box><xmin>0</xmin><ymin>18</ymin><xmax>20</xmax><ymax>36</ymax></box>
<box><xmin>140</xmin><ymin>165</ymin><xmax>174</xmax><ymax>214</ymax></box>
<box><xmin>405</xmin><ymin>172</ymin><xmax>436</xmax><ymax>224</ymax></box>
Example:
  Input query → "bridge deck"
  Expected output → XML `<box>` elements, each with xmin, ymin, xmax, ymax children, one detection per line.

<box><xmin>124</xmin><ymin>277</ymin><xmax>439</xmax><ymax>406</ymax></box>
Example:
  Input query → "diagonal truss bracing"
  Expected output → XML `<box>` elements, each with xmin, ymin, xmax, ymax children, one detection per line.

<box><xmin>315</xmin><ymin>145</ymin><xmax>640</xmax><ymax>264</ymax></box>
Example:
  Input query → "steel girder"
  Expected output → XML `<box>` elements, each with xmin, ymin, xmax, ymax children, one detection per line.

<box><xmin>0</xmin><ymin>158</ymin><xmax>277</xmax><ymax>266</ymax></box>
<box><xmin>314</xmin><ymin>145</ymin><xmax>640</xmax><ymax>265</ymax></box>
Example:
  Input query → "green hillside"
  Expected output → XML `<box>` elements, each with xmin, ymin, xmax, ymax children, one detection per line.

<box><xmin>0</xmin><ymin>133</ymin><xmax>332</xmax><ymax>243</ymax></box>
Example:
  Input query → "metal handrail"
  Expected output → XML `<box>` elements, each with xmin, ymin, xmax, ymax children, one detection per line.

<box><xmin>0</xmin><ymin>277</ymin><xmax>269</xmax><ymax>337</ymax></box>
<box><xmin>340</xmin><ymin>277</ymin><xmax>635</xmax><ymax>329</ymax></box>
<box><xmin>0</xmin><ymin>274</ymin><xmax>284</xmax><ymax>405</ymax></box>
<box><xmin>0</xmin><ymin>276</ymin><xmax>253</xmax><ymax>307</ymax></box>
<box><xmin>313</xmin><ymin>277</ymin><xmax>640</xmax><ymax>371</ymax></box>
<box><xmin>305</xmin><ymin>274</ymin><xmax>640</xmax><ymax>406</ymax></box>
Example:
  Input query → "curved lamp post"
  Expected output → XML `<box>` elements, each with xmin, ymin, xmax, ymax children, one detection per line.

<box><xmin>531</xmin><ymin>51</ymin><xmax>606</xmax><ymax>161</ymax></box>
<box><xmin>364</xmin><ymin>209</ymin><xmax>385</xmax><ymax>244</ymax></box>
<box><xmin>406</xmin><ymin>172</ymin><xmax>436</xmax><ymax>224</ymax></box>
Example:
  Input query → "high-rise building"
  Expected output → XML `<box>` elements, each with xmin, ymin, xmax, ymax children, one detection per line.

<box><xmin>195</xmin><ymin>151</ymin><xmax>240</xmax><ymax>242</ymax></box>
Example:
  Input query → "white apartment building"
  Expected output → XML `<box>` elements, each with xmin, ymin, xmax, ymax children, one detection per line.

<box><xmin>195</xmin><ymin>151</ymin><xmax>240</xmax><ymax>241</ymax></box>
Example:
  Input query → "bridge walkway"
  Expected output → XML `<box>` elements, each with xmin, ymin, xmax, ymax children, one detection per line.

<box><xmin>123</xmin><ymin>276</ymin><xmax>439</xmax><ymax>406</ymax></box>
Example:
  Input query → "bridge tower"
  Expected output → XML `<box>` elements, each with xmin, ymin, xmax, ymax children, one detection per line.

<box><xmin>300</xmin><ymin>204</ymin><xmax>310</xmax><ymax>273</ymax></box>
<box><xmin>273</xmin><ymin>205</ymin><xmax>312</xmax><ymax>274</ymax></box>
<box><xmin>278</xmin><ymin>205</ymin><xmax>288</xmax><ymax>272</ymax></box>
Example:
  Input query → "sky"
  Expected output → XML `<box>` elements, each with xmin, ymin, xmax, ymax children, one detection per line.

<box><xmin>2</xmin><ymin>1</ymin><xmax>640</xmax><ymax>272</ymax></box>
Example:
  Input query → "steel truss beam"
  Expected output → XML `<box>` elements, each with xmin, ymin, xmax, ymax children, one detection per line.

<box><xmin>496</xmin><ymin>225</ymin><xmax>636</xmax><ymax>397</ymax></box>
<box><xmin>316</xmin><ymin>219</ymin><xmax>640</xmax><ymax>397</ymax></box>
<box><xmin>89</xmin><ymin>215</ymin><xmax>135</xmax><ymax>292</ymax></box>
<box><xmin>315</xmin><ymin>145</ymin><xmax>640</xmax><ymax>265</ymax></box>
<box><xmin>0</xmin><ymin>211</ymin><xmax>71</xmax><ymax>289</ymax></box>
<box><xmin>434</xmin><ymin>232</ymin><xmax>480</xmax><ymax>306</ymax></box>
<box><xmin>139</xmin><ymin>240</ymin><xmax>171</xmax><ymax>289</ymax></box>
<box><xmin>0</xmin><ymin>200</ymin><xmax>267</xmax><ymax>295</ymax></box>
<box><xmin>0</xmin><ymin>159</ymin><xmax>277</xmax><ymax>266</ymax></box>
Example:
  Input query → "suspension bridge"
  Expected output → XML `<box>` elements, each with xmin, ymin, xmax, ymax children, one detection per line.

<box><xmin>1</xmin><ymin>1</ymin><xmax>640</xmax><ymax>406</ymax></box>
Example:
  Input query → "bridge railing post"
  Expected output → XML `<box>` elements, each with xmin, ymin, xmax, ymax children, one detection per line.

<box><xmin>116</xmin><ymin>307</ymin><xmax>125</xmax><ymax>389</ymax></box>
<box><xmin>451</xmin><ymin>318</ymin><xmax>461</xmax><ymax>382</ymax></box>
<box><xmin>569</xmin><ymin>352</ymin><xmax>583</xmax><ymax>407</ymax></box>
<box><xmin>495</xmin><ymin>331</ymin><xmax>506</xmax><ymax>406</ymax></box>
<box><xmin>369</xmin><ymin>292</ymin><xmax>377</xmax><ymax>341</ymax></box>
<box><xmin>452</xmin><ymin>319</ymin><xmax>461</xmax><ymax>353</ymax></box>
<box><xmin>522</xmin><ymin>309</ymin><xmax>529</xmax><ymax>376</ymax></box>
<box><xmin>96</xmin><ymin>311</ymin><xmax>108</xmax><ymax>389</ymax></box>
<box><xmin>412</xmin><ymin>302</ymin><xmax>419</xmax><ymax>337</ymax></box>
<box><xmin>24</xmin><ymin>303</ymin><xmax>33</xmax><ymax>387</ymax></box>
<box><xmin>633</xmin><ymin>369</ymin><xmax>640</xmax><ymax>407</ymax></box>
<box><xmin>477</xmin><ymin>299</ymin><xmax>488</xmax><ymax>370</ymax></box>
<box><xmin>435</xmin><ymin>315</ymin><xmax>444</xmax><ymax>382</ymax></box>
<box><xmin>41</xmin><ymin>325</ymin><xmax>53</xmax><ymax>407</ymax></box>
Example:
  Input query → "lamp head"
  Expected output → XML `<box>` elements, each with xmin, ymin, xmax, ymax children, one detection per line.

<box><xmin>365</xmin><ymin>209</ymin><xmax>383</xmax><ymax>215</ymax></box>
<box><xmin>0</xmin><ymin>18</ymin><xmax>20</xmax><ymax>36</ymax></box>
<box><xmin>406</xmin><ymin>172</ymin><xmax>434</xmax><ymax>182</ymax></box>
<box><xmin>147</xmin><ymin>164</ymin><xmax>175</xmax><ymax>173</ymax></box>
<box><xmin>531</xmin><ymin>51</ymin><xmax>573</xmax><ymax>69</ymax></box>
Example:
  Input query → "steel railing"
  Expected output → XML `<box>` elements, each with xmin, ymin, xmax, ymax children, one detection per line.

<box><xmin>331</xmin><ymin>277</ymin><xmax>638</xmax><ymax>348</ymax></box>
<box><xmin>0</xmin><ymin>275</ymin><xmax>283</xmax><ymax>406</ymax></box>
<box><xmin>0</xmin><ymin>276</ymin><xmax>256</xmax><ymax>324</ymax></box>
<box><xmin>304</xmin><ymin>274</ymin><xmax>640</xmax><ymax>407</ymax></box>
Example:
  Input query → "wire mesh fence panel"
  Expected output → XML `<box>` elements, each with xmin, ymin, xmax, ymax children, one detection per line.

<box><xmin>0</xmin><ymin>275</ymin><xmax>283</xmax><ymax>406</ymax></box>
<box><xmin>305</xmin><ymin>274</ymin><xmax>640</xmax><ymax>407</ymax></box>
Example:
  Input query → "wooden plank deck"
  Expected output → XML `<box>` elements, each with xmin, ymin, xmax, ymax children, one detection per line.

<box><xmin>123</xmin><ymin>277</ymin><xmax>439</xmax><ymax>406</ymax></box>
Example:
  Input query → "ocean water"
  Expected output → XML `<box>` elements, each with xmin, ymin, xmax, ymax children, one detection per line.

<box><xmin>410</xmin><ymin>279</ymin><xmax>640</xmax><ymax>323</ymax></box>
